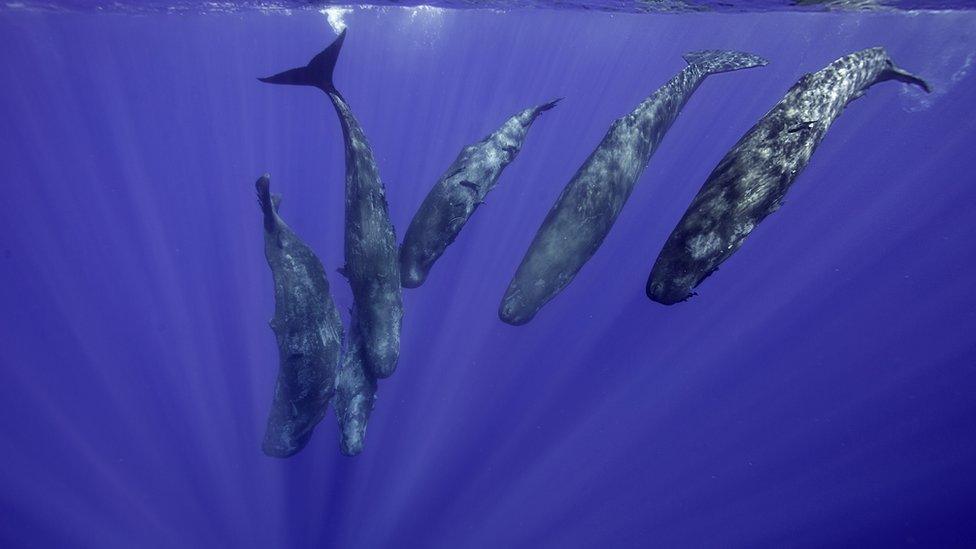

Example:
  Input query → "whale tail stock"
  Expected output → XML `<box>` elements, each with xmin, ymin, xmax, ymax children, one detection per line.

<box><xmin>523</xmin><ymin>97</ymin><xmax>562</xmax><ymax>125</ymax></box>
<box><xmin>537</xmin><ymin>97</ymin><xmax>563</xmax><ymax>113</ymax></box>
<box><xmin>255</xmin><ymin>173</ymin><xmax>284</xmax><ymax>234</ymax></box>
<box><xmin>258</xmin><ymin>29</ymin><xmax>347</xmax><ymax>93</ymax></box>
<box><xmin>683</xmin><ymin>50</ymin><xmax>769</xmax><ymax>75</ymax></box>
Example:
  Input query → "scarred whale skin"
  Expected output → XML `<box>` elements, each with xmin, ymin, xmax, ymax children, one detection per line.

<box><xmin>399</xmin><ymin>99</ymin><xmax>560</xmax><ymax>289</ymax></box>
<box><xmin>500</xmin><ymin>50</ymin><xmax>769</xmax><ymax>325</ymax></box>
<box><xmin>260</xmin><ymin>30</ymin><xmax>403</xmax><ymax>380</ymax></box>
<box><xmin>331</xmin><ymin>88</ymin><xmax>403</xmax><ymax>380</ymax></box>
<box><xmin>256</xmin><ymin>174</ymin><xmax>344</xmax><ymax>458</ymax></box>
<box><xmin>647</xmin><ymin>47</ymin><xmax>931</xmax><ymax>305</ymax></box>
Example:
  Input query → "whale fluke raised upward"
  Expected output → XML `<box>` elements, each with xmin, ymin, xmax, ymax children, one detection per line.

<box><xmin>260</xmin><ymin>30</ymin><xmax>403</xmax><ymax>383</ymax></box>
<box><xmin>260</xmin><ymin>30</ymin><xmax>403</xmax><ymax>456</ymax></box>
<box><xmin>259</xmin><ymin>29</ymin><xmax>346</xmax><ymax>93</ymax></box>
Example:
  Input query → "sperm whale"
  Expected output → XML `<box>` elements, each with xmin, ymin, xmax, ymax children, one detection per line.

<box><xmin>399</xmin><ymin>99</ymin><xmax>560</xmax><ymax>288</ymax></box>
<box><xmin>255</xmin><ymin>174</ymin><xmax>344</xmax><ymax>458</ymax></box>
<box><xmin>260</xmin><ymin>30</ymin><xmax>403</xmax><ymax>380</ymax></box>
<box><xmin>499</xmin><ymin>50</ymin><xmax>768</xmax><ymax>325</ymax></box>
<box><xmin>333</xmin><ymin>321</ymin><xmax>377</xmax><ymax>456</ymax></box>
<box><xmin>647</xmin><ymin>47</ymin><xmax>931</xmax><ymax>305</ymax></box>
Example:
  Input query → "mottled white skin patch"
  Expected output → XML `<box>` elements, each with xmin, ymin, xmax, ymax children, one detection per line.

<box><xmin>329</xmin><ymin>92</ymin><xmax>403</xmax><ymax>380</ymax></box>
<box><xmin>647</xmin><ymin>47</ymin><xmax>925</xmax><ymax>305</ymax></box>
<box><xmin>399</xmin><ymin>100</ymin><xmax>558</xmax><ymax>288</ymax></box>
<box><xmin>333</xmin><ymin>319</ymin><xmax>376</xmax><ymax>457</ymax></box>
<box><xmin>261</xmin><ymin>185</ymin><xmax>344</xmax><ymax>458</ymax></box>
<box><xmin>501</xmin><ymin>52</ymin><xmax>766</xmax><ymax>325</ymax></box>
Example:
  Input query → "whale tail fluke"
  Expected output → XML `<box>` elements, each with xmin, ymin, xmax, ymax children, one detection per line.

<box><xmin>684</xmin><ymin>50</ymin><xmax>768</xmax><ymax>75</ymax></box>
<box><xmin>882</xmin><ymin>65</ymin><xmax>932</xmax><ymax>93</ymax></box>
<box><xmin>259</xmin><ymin>29</ymin><xmax>347</xmax><ymax>93</ymax></box>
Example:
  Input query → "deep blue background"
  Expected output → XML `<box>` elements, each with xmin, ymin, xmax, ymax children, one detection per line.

<box><xmin>1</xmin><ymin>6</ymin><xmax>975</xmax><ymax>548</ymax></box>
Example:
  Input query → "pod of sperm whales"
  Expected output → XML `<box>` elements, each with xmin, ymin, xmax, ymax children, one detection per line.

<box><xmin>399</xmin><ymin>99</ymin><xmax>561</xmax><ymax>288</ymax></box>
<box><xmin>260</xmin><ymin>30</ymin><xmax>403</xmax><ymax>380</ymax></box>
<box><xmin>499</xmin><ymin>51</ymin><xmax>768</xmax><ymax>325</ymax></box>
<box><xmin>255</xmin><ymin>174</ymin><xmax>344</xmax><ymax>458</ymax></box>
<box><xmin>646</xmin><ymin>47</ymin><xmax>931</xmax><ymax>305</ymax></box>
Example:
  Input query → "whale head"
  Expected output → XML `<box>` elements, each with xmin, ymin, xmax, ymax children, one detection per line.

<box><xmin>262</xmin><ymin>420</ymin><xmax>314</xmax><ymax>458</ymax></box>
<box><xmin>499</xmin><ymin>288</ymin><xmax>535</xmax><ymax>326</ymax></box>
<box><xmin>646</xmin><ymin>269</ymin><xmax>695</xmax><ymax>306</ymax></box>
<box><xmin>400</xmin><ymin>262</ymin><xmax>428</xmax><ymax>289</ymax></box>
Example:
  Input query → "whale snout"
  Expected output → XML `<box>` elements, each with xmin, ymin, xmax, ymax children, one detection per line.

<box><xmin>499</xmin><ymin>306</ymin><xmax>532</xmax><ymax>326</ymax></box>
<box><xmin>365</xmin><ymin>339</ymin><xmax>399</xmax><ymax>379</ymax></box>
<box><xmin>262</xmin><ymin>427</ymin><xmax>313</xmax><ymax>459</ymax></box>
<box><xmin>400</xmin><ymin>263</ymin><xmax>427</xmax><ymax>289</ymax></box>
<box><xmin>646</xmin><ymin>276</ymin><xmax>693</xmax><ymax>306</ymax></box>
<box><xmin>499</xmin><ymin>290</ymin><xmax>535</xmax><ymax>326</ymax></box>
<box><xmin>339</xmin><ymin>418</ymin><xmax>366</xmax><ymax>457</ymax></box>
<box><xmin>399</xmin><ymin>246</ymin><xmax>430</xmax><ymax>289</ymax></box>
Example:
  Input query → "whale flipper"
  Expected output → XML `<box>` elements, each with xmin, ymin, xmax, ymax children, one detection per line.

<box><xmin>787</xmin><ymin>120</ymin><xmax>819</xmax><ymax>133</ymax></box>
<box><xmin>261</xmin><ymin>29</ymin><xmax>404</xmax><ymax>383</ymax></box>
<box><xmin>459</xmin><ymin>180</ymin><xmax>480</xmax><ymax>193</ymax></box>
<box><xmin>683</xmin><ymin>50</ymin><xmax>769</xmax><ymax>74</ymax></box>
<box><xmin>259</xmin><ymin>29</ymin><xmax>346</xmax><ymax>93</ymax></box>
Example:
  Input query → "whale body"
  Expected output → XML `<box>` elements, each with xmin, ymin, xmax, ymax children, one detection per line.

<box><xmin>647</xmin><ymin>47</ymin><xmax>931</xmax><ymax>305</ymax></box>
<box><xmin>500</xmin><ymin>50</ymin><xmax>768</xmax><ymax>325</ymax></box>
<box><xmin>399</xmin><ymin>99</ymin><xmax>560</xmax><ymax>288</ymax></box>
<box><xmin>333</xmin><ymin>321</ymin><xmax>377</xmax><ymax>456</ymax></box>
<box><xmin>260</xmin><ymin>30</ymin><xmax>403</xmax><ymax>380</ymax></box>
<box><xmin>255</xmin><ymin>174</ymin><xmax>344</xmax><ymax>458</ymax></box>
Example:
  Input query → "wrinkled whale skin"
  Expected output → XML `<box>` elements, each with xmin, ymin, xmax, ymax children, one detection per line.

<box><xmin>333</xmin><ymin>320</ymin><xmax>377</xmax><ymax>456</ymax></box>
<box><xmin>400</xmin><ymin>99</ymin><xmax>560</xmax><ymax>288</ymax></box>
<box><xmin>500</xmin><ymin>50</ymin><xmax>769</xmax><ymax>325</ymax></box>
<box><xmin>647</xmin><ymin>47</ymin><xmax>931</xmax><ymax>305</ymax></box>
<box><xmin>256</xmin><ymin>174</ymin><xmax>344</xmax><ymax>458</ymax></box>
<box><xmin>259</xmin><ymin>30</ymin><xmax>403</xmax><ymax>380</ymax></box>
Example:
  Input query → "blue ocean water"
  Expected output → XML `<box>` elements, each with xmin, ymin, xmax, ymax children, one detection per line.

<box><xmin>2</xmin><ymin>3</ymin><xmax>975</xmax><ymax>547</ymax></box>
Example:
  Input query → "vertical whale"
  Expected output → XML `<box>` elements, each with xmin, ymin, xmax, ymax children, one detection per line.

<box><xmin>499</xmin><ymin>51</ymin><xmax>768</xmax><ymax>325</ymax></box>
<box><xmin>647</xmin><ymin>47</ymin><xmax>931</xmax><ymax>305</ymax></box>
<box><xmin>399</xmin><ymin>99</ymin><xmax>560</xmax><ymax>288</ymax></box>
<box><xmin>333</xmin><ymin>320</ymin><xmax>377</xmax><ymax>456</ymax></box>
<box><xmin>260</xmin><ymin>30</ymin><xmax>403</xmax><ymax>380</ymax></box>
<box><xmin>255</xmin><ymin>174</ymin><xmax>344</xmax><ymax>458</ymax></box>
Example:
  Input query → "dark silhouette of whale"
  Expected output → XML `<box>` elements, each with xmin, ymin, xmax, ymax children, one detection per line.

<box><xmin>647</xmin><ymin>47</ymin><xmax>931</xmax><ymax>305</ymax></box>
<box><xmin>260</xmin><ymin>30</ymin><xmax>403</xmax><ymax>380</ymax></box>
<box><xmin>255</xmin><ymin>174</ymin><xmax>344</xmax><ymax>458</ymax></box>
<box><xmin>499</xmin><ymin>50</ymin><xmax>768</xmax><ymax>325</ymax></box>
<box><xmin>399</xmin><ymin>99</ymin><xmax>560</xmax><ymax>288</ymax></box>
